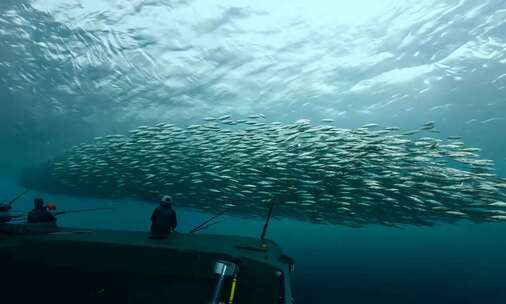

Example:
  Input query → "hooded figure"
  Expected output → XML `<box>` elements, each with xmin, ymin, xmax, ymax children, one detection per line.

<box><xmin>27</xmin><ymin>198</ymin><xmax>57</xmax><ymax>224</ymax></box>
<box><xmin>150</xmin><ymin>195</ymin><xmax>177</xmax><ymax>238</ymax></box>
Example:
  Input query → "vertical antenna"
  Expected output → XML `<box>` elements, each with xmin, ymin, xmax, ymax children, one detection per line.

<box><xmin>260</xmin><ymin>200</ymin><xmax>275</xmax><ymax>240</ymax></box>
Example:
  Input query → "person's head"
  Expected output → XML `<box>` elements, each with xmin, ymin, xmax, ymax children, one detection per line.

<box><xmin>160</xmin><ymin>195</ymin><xmax>173</xmax><ymax>206</ymax></box>
<box><xmin>34</xmin><ymin>198</ymin><xmax>44</xmax><ymax>209</ymax></box>
<box><xmin>47</xmin><ymin>203</ymin><xmax>56</xmax><ymax>211</ymax></box>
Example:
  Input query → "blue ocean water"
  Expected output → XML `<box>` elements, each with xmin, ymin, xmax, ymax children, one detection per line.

<box><xmin>1</xmin><ymin>0</ymin><xmax>506</xmax><ymax>303</ymax></box>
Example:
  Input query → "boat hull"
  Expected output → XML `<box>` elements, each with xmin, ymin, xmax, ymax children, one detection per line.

<box><xmin>1</xmin><ymin>224</ymin><xmax>294</xmax><ymax>304</ymax></box>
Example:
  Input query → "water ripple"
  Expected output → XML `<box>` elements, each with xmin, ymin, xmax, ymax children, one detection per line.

<box><xmin>0</xmin><ymin>0</ymin><xmax>505</xmax><ymax>170</ymax></box>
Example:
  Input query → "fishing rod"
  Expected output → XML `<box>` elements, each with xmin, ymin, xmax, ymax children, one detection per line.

<box><xmin>0</xmin><ymin>189</ymin><xmax>29</xmax><ymax>212</ymax></box>
<box><xmin>7</xmin><ymin>189</ymin><xmax>29</xmax><ymax>207</ymax></box>
<box><xmin>6</xmin><ymin>210</ymin><xmax>29</xmax><ymax>215</ymax></box>
<box><xmin>189</xmin><ymin>209</ymin><xmax>230</xmax><ymax>234</ymax></box>
<box><xmin>191</xmin><ymin>220</ymin><xmax>223</xmax><ymax>234</ymax></box>
<box><xmin>8</xmin><ymin>207</ymin><xmax>115</xmax><ymax>218</ymax></box>
<box><xmin>6</xmin><ymin>207</ymin><xmax>115</xmax><ymax>217</ymax></box>
<box><xmin>54</xmin><ymin>207</ymin><xmax>116</xmax><ymax>216</ymax></box>
<box><xmin>6</xmin><ymin>208</ymin><xmax>115</xmax><ymax>223</ymax></box>
<box><xmin>0</xmin><ymin>214</ymin><xmax>23</xmax><ymax>222</ymax></box>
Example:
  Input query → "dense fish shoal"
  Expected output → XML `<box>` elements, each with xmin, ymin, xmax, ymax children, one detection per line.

<box><xmin>47</xmin><ymin>118</ymin><xmax>506</xmax><ymax>227</ymax></box>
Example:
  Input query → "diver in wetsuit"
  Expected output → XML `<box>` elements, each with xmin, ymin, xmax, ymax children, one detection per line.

<box><xmin>27</xmin><ymin>198</ymin><xmax>57</xmax><ymax>223</ymax></box>
<box><xmin>150</xmin><ymin>195</ymin><xmax>177</xmax><ymax>238</ymax></box>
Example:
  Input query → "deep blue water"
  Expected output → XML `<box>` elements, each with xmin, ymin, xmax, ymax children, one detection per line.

<box><xmin>2</xmin><ymin>0</ymin><xmax>506</xmax><ymax>303</ymax></box>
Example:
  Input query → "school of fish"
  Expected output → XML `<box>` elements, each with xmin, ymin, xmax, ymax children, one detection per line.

<box><xmin>50</xmin><ymin>116</ymin><xmax>506</xmax><ymax>226</ymax></box>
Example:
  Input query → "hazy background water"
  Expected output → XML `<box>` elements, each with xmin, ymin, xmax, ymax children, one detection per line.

<box><xmin>1</xmin><ymin>0</ymin><xmax>506</xmax><ymax>303</ymax></box>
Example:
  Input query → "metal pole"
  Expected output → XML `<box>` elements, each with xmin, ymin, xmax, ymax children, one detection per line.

<box><xmin>209</xmin><ymin>261</ymin><xmax>238</xmax><ymax>304</ymax></box>
<box><xmin>260</xmin><ymin>201</ymin><xmax>275</xmax><ymax>240</ymax></box>
<box><xmin>210</xmin><ymin>266</ymin><xmax>227</xmax><ymax>304</ymax></box>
